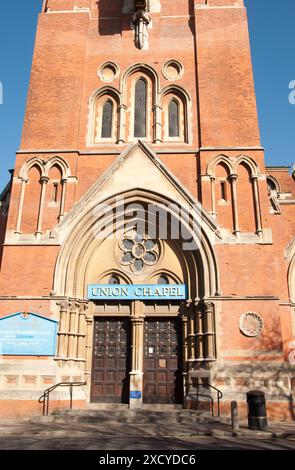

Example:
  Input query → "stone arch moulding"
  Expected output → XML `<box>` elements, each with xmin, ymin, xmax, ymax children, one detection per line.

<box><xmin>96</xmin><ymin>269</ymin><xmax>133</xmax><ymax>286</ymax></box>
<box><xmin>206</xmin><ymin>154</ymin><xmax>234</xmax><ymax>177</ymax></box>
<box><xmin>44</xmin><ymin>156</ymin><xmax>71</xmax><ymax>180</ymax></box>
<box><xmin>267</xmin><ymin>174</ymin><xmax>281</xmax><ymax>194</ymax></box>
<box><xmin>53</xmin><ymin>190</ymin><xmax>220</xmax><ymax>301</ymax></box>
<box><xmin>14</xmin><ymin>156</ymin><xmax>71</xmax><ymax>238</ymax></box>
<box><xmin>120</xmin><ymin>63</ymin><xmax>160</xmax><ymax>104</ymax></box>
<box><xmin>160</xmin><ymin>85</ymin><xmax>192</xmax><ymax>145</ymax></box>
<box><xmin>19</xmin><ymin>156</ymin><xmax>46</xmax><ymax>181</ymax></box>
<box><xmin>233</xmin><ymin>155</ymin><xmax>260</xmax><ymax>177</ymax></box>
<box><xmin>146</xmin><ymin>268</ymin><xmax>183</xmax><ymax>285</ymax></box>
<box><xmin>87</xmin><ymin>86</ymin><xmax>122</xmax><ymax>146</ymax></box>
<box><xmin>19</xmin><ymin>155</ymin><xmax>70</xmax><ymax>181</ymax></box>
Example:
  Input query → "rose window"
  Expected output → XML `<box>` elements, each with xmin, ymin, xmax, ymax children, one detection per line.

<box><xmin>118</xmin><ymin>233</ymin><xmax>159</xmax><ymax>273</ymax></box>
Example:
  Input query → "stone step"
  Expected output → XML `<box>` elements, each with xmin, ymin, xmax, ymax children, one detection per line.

<box><xmin>32</xmin><ymin>409</ymin><xmax>220</xmax><ymax>426</ymax></box>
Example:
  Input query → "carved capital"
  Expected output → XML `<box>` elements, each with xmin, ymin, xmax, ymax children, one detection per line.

<box><xmin>57</xmin><ymin>300</ymin><xmax>70</xmax><ymax>312</ymax></box>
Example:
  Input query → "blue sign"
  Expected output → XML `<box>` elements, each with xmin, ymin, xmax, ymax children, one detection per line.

<box><xmin>130</xmin><ymin>391</ymin><xmax>142</xmax><ymax>399</ymax></box>
<box><xmin>88</xmin><ymin>284</ymin><xmax>187</xmax><ymax>301</ymax></box>
<box><xmin>0</xmin><ymin>313</ymin><xmax>58</xmax><ymax>356</ymax></box>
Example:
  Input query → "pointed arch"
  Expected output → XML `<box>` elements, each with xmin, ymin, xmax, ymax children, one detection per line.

<box><xmin>234</xmin><ymin>155</ymin><xmax>260</xmax><ymax>176</ymax></box>
<box><xmin>207</xmin><ymin>154</ymin><xmax>233</xmax><ymax>177</ymax></box>
<box><xmin>87</xmin><ymin>86</ymin><xmax>121</xmax><ymax>145</ymax></box>
<box><xmin>53</xmin><ymin>188</ymin><xmax>220</xmax><ymax>300</ymax></box>
<box><xmin>19</xmin><ymin>156</ymin><xmax>45</xmax><ymax>180</ymax></box>
<box><xmin>160</xmin><ymin>85</ymin><xmax>192</xmax><ymax>144</ymax></box>
<box><xmin>44</xmin><ymin>156</ymin><xmax>71</xmax><ymax>179</ymax></box>
<box><xmin>120</xmin><ymin>63</ymin><xmax>160</xmax><ymax>103</ymax></box>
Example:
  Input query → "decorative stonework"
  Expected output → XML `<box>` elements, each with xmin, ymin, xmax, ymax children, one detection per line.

<box><xmin>98</xmin><ymin>62</ymin><xmax>120</xmax><ymax>83</ymax></box>
<box><xmin>118</xmin><ymin>232</ymin><xmax>159</xmax><ymax>273</ymax></box>
<box><xmin>239</xmin><ymin>312</ymin><xmax>264</xmax><ymax>337</ymax></box>
<box><xmin>162</xmin><ymin>60</ymin><xmax>184</xmax><ymax>81</ymax></box>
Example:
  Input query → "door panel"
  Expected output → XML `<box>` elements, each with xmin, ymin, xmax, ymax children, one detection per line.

<box><xmin>91</xmin><ymin>318</ymin><xmax>130</xmax><ymax>403</ymax></box>
<box><xmin>144</xmin><ymin>318</ymin><xmax>183</xmax><ymax>404</ymax></box>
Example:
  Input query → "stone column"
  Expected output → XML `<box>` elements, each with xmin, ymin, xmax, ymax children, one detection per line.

<box><xmin>195</xmin><ymin>302</ymin><xmax>204</xmax><ymax>362</ymax></box>
<box><xmin>203</xmin><ymin>302</ymin><xmax>216</xmax><ymax>361</ymax></box>
<box><xmin>36</xmin><ymin>176</ymin><xmax>49</xmax><ymax>238</ymax></box>
<box><xmin>15</xmin><ymin>177</ymin><xmax>28</xmax><ymax>236</ymax></box>
<box><xmin>252</xmin><ymin>176</ymin><xmax>263</xmax><ymax>238</ymax></box>
<box><xmin>229</xmin><ymin>174</ymin><xmax>240</xmax><ymax>237</ymax></box>
<box><xmin>56</xmin><ymin>301</ymin><xmax>70</xmax><ymax>361</ymax></box>
<box><xmin>77</xmin><ymin>302</ymin><xmax>88</xmax><ymax>365</ymax></box>
<box><xmin>85</xmin><ymin>314</ymin><xmax>94</xmax><ymax>378</ymax></box>
<box><xmin>118</xmin><ymin>104</ymin><xmax>128</xmax><ymax>144</ymax></box>
<box><xmin>152</xmin><ymin>104</ymin><xmax>163</xmax><ymax>143</ymax></box>
<box><xmin>210</xmin><ymin>176</ymin><xmax>217</xmax><ymax>217</ymax></box>
<box><xmin>67</xmin><ymin>301</ymin><xmax>79</xmax><ymax>365</ymax></box>
<box><xmin>129</xmin><ymin>300</ymin><xmax>144</xmax><ymax>409</ymax></box>
<box><xmin>188</xmin><ymin>306</ymin><xmax>196</xmax><ymax>363</ymax></box>
<box><xmin>58</xmin><ymin>178</ymin><xmax>67</xmax><ymax>222</ymax></box>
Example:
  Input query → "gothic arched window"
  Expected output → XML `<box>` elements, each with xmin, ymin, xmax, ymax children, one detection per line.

<box><xmin>108</xmin><ymin>275</ymin><xmax>120</xmax><ymax>285</ymax></box>
<box><xmin>134</xmin><ymin>78</ymin><xmax>147</xmax><ymax>138</ymax></box>
<box><xmin>168</xmin><ymin>99</ymin><xmax>179</xmax><ymax>138</ymax></box>
<box><xmin>157</xmin><ymin>275</ymin><xmax>169</xmax><ymax>285</ymax></box>
<box><xmin>101</xmin><ymin>99</ymin><xmax>113</xmax><ymax>139</ymax></box>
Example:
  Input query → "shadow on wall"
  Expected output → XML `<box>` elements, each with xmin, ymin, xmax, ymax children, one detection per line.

<box><xmin>228</xmin><ymin>317</ymin><xmax>295</xmax><ymax>421</ymax></box>
<box><xmin>96</xmin><ymin>0</ymin><xmax>132</xmax><ymax>36</ymax></box>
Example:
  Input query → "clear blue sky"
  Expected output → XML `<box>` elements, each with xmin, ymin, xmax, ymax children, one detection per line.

<box><xmin>0</xmin><ymin>0</ymin><xmax>294</xmax><ymax>190</ymax></box>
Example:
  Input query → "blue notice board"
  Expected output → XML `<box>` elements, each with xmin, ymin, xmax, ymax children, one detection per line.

<box><xmin>0</xmin><ymin>313</ymin><xmax>58</xmax><ymax>356</ymax></box>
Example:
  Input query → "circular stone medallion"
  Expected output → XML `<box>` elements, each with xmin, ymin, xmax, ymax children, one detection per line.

<box><xmin>162</xmin><ymin>60</ymin><xmax>184</xmax><ymax>81</ymax></box>
<box><xmin>98</xmin><ymin>62</ymin><xmax>120</xmax><ymax>83</ymax></box>
<box><xmin>239</xmin><ymin>312</ymin><xmax>264</xmax><ymax>337</ymax></box>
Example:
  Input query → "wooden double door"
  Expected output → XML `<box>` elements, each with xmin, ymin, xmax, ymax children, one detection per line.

<box><xmin>91</xmin><ymin>316</ymin><xmax>183</xmax><ymax>404</ymax></box>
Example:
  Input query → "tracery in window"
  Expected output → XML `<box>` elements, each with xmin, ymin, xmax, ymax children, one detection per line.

<box><xmin>118</xmin><ymin>232</ymin><xmax>159</xmax><ymax>273</ymax></box>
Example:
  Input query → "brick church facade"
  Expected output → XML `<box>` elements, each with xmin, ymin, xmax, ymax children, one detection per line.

<box><xmin>0</xmin><ymin>0</ymin><xmax>294</xmax><ymax>420</ymax></box>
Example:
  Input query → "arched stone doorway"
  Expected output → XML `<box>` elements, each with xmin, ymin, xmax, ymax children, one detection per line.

<box><xmin>52</xmin><ymin>143</ymin><xmax>220</xmax><ymax>407</ymax></box>
<box><xmin>53</xmin><ymin>191</ymin><xmax>220</xmax><ymax>407</ymax></box>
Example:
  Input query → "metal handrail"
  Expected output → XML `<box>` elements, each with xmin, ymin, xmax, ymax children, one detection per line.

<box><xmin>190</xmin><ymin>381</ymin><xmax>223</xmax><ymax>418</ymax></box>
<box><xmin>38</xmin><ymin>381</ymin><xmax>86</xmax><ymax>416</ymax></box>
<box><xmin>188</xmin><ymin>392</ymin><xmax>214</xmax><ymax>416</ymax></box>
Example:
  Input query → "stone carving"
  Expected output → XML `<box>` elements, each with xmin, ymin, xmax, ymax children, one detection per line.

<box><xmin>118</xmin><ymin>232</ymin><xmax>159</xmax><ymax>273</ymax></box>
<box><xmin>162</xmin><ymin>60</ymin><xmax>184</xmax><ymax>81</ymax></box>
<box><xmin>239</xmin><ymin>312</ymin><xmax>264</xmax><ymax>337</ymax></box>
<box><xmin>132</xmin><ymin>2</ymin><xmax>151</xmax><ymax>50</ymax></box>
<box><xmin>98</xmin><ymin>62</ymin><xmax>120</xmax><ymax>83</ymax></box>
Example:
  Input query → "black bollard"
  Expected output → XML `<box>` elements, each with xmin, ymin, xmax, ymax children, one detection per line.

<box><xmin>246</xmin><ymin>390</ymin><xmax>268</xmax><ymax>431</ymax></box>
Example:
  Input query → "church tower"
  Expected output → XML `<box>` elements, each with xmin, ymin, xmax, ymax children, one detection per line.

<box><xmin>0</xmin><ymin>0</ymin><xmax>294</xmax><ymax>419</ymax></box>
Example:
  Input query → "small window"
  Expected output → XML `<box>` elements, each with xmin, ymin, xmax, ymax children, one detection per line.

<box><xmin>158</xmin><ymin>275</ymin><xmax>169</xmax><ymax>285</ymax></box>
<box><xmin>267</xmin><ymin>178</ymin><xmax>277</xmax><ymax>196</ymax></box>
<box><xmin>101</xmin><ymin>100</ymin><xmax>113</xmax><ymax>138</ymax></box>
<box><xmin>134</xmin><ymin>78</ymin><xmax>147</xmax><ymax>138</ymax></box>
<box><xmin>108</xmin><ymin>275</ymin><xmax>120</xmax><ymax>285</ymax></box>
<box><xmin>168</xmin><ymin>99</ymin><xmax>179</xmax><ymax>138</ymax></box>
<box><xmin>52</xmin><ymin>183</ymin><xmax>59</xmax><ymax>203</ymax></box>
<box><xmin>220</xmin><ymin>181</ymin><xmax>227</xmax><ymax>201</ymax></box>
